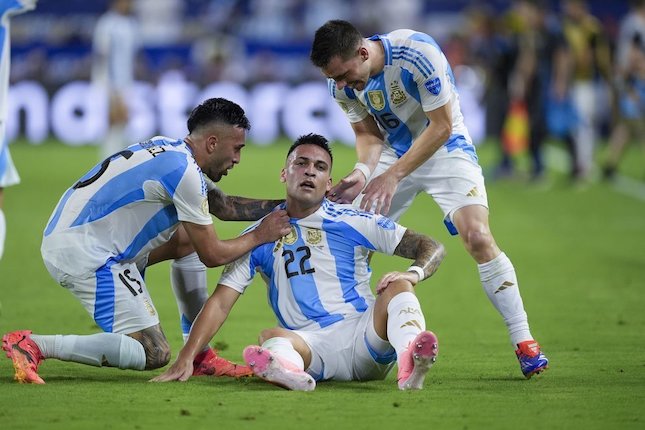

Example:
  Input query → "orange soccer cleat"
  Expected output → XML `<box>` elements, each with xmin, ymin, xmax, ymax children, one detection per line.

<box><xmin>2</xmin><ymin>330</ymin><xmax>45</xmax><ymax>384</ymax></box>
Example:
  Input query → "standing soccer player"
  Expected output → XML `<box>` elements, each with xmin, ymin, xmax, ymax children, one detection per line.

<box><xmin>309</xmin><ymin>20</ymin><xmax>548</xmax><ymax>378</ymax></box>
<box><xmin>153</xmin><ymin>133</ymin><xmax>446</xmax><ymax>391</ymax></box>
<box><xmin>92</xmin><ymin>0</ymin><xmax>139</xmax><ymax>160</ymax></box>
<box><xmin>2</xmin><ymin>98</ymin><xmax>291</xmax><ymax>384</ymax></box>
<box><xmin>0</xmin><ymin>0</ymin><xmax>37</xmax><ymax>261</ymax></box>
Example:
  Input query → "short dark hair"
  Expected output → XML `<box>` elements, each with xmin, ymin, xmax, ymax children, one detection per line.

<box><xmin>310</xmin><ymin>20</ymin><xmax>363</xmax><ymax>68</ymax></box>
<box><xmin>187</xmin><ymin>98</ymin><xmax>251</xmax><ymax>134</ymax></box>
<box><xmin>287</xmin><ymin>133</ymin><xmax>333</xmax><ymax>166</ymax></box>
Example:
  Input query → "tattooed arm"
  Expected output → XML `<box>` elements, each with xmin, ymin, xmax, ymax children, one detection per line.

<box><xmin>376</xmin><ymin>229</ymin><xmax>445</xmax><ymax>294</ymax></box>
<box><xmin>393</xmin><ymin>229</ymin><xmax>445</xmax><ymax>281</ymax></box>
<box><xmin>208</xmin><ymin>187</ymin><xmax>284</xmax><ymax>221</ymax></box>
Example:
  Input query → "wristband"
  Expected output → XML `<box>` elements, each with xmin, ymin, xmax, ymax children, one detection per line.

<box><xmin>407</xmin><ymin>265</ymin><xmax>425</xmax><ymax>282</ymax></box>
<box><xmin>353</xmin><ymin>162</ymin><xmax>372</xmax><ymax>182</ymax></box>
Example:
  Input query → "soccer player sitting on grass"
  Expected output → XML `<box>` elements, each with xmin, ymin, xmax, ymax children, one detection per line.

<box><xmin>152</xmin><ymin>133</ymin><xmax>445</xmax><ymax>391</ymax></box>
<box><xmin>2</xmin><ymin>98</ymin><xmax>291</xmax><ymax>384</ymax></box>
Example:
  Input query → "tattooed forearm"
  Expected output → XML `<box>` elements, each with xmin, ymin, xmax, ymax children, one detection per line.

<box><xmin>393</xmin><ymin>229</ymin><xmax>446</xmax><ymax>281</ymax></box>
<box><xmin>208</xmin><ymin>188</ymin><xmax>284</xmax><ymax>221</ymax></box>
<box><xmin>128</xmin><ymin>324</ymin><xmax>171</xmax><ymax>370</ymax></box>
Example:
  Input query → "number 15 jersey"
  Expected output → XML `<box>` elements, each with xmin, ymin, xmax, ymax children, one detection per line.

<box><xmin>41</xmin><ymin>137</ymin><xmax>212</xmax><ymax>278</ymax></box>
<box><xmin>219</xmin><ymin>199</ymin><xmax>406</xmax><ymax>331</ymax></box>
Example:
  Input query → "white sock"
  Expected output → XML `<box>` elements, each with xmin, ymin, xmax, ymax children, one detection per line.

<box><xmin>0</xmin><ymin>209</ymin><xmax>5</xmax><ymax>260</ymax></box>
<box><xmin>478</xmin><ymin>252</ymin><xmax>533</xmax><ymax>346</ymax></box>
<box><xmin>261</xmin><ymin>337</ymin><xmax>304</xmax><ymax>370</ymax></box>
<box><xmin>386</xmin><ymin>292</ymin><xmax>426</xmax><ymax>359</ymax></box>
<box><xmin>31</xmin><ymin>333</ymin><xmax>146</xmax><ymax>370</ymax></box>
<box><xmin>170</xmin><ymin>252</ymin><xmax>208</xmax><ymax>343</ymax></box>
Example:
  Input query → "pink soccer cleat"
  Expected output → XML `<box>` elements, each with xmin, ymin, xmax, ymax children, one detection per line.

<box><xmin>2</xmin><ymin>330</ymin><xmax>45</xmax><ymax>384</ymax></box>
<box><xmin>192</xmin><ymin>348</ymin><xmax>253</xmax><ymax>378</ymax></box>
<box><xmin>243</xmin><ymin>345</ymin><xmax>315</xmax><ymax>391</ymax></box>
<box><xmin>397</xmin><ymin>331</ymin><xmax>438</xmax><ymax>390</ymax></box>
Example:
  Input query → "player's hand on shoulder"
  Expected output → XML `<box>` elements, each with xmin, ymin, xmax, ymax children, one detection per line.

<box><xmin>360</xmin><ymin>172</ymin><xmax>398</xmax><ymax>215</ymax></box>
<box><xmin>149</xmin><ymin>359</ymin><xmax>193</xmax><ymax>383</ymax></box>
<box><xmin>255</xmin><ymin>209</ymin><xmax>291</xmax><ymax>242</ymax></box>
<box><xmin>376</xmin><ymin>271</ymin><xmax>418</xmax><ymax>295</ymax></box>
<box><xmin>328</xmin><ymin>170</ymin><xmax>366</xmax><ymax>203</ymax></box>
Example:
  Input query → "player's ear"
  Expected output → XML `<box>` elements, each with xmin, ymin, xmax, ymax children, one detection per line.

<box><xmin>359</xmin><ymin>46</ymin><xmax>368</xmax><ymax>61</ymax></box>
<box><xmin>207</xmin><ymin>135</ymin><xmax>217</xmax><ymax>153</ymax></box>
<box><xmin>325</xmin><ymin>177</ymin><xmax>332</xmax><ymax>191</ymax></box>
<box><xmin>280</xmin><ymin>168</ymin><xmax>287</xmax><ymax>183</ymax></box>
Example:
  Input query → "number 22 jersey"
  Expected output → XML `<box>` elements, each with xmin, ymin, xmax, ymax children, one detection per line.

<box><xmin>219</xmin><ymin>199</ymin><xmax>407</xmax><ymax>331</ymax></box>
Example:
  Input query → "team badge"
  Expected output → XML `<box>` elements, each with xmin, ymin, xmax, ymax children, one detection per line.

<box><xmin>390</xmin><ymin>80</ymin><xmax>407</xmax><ymax>105</ymax></box>
<box><xmin>283</xmin><ymin>226</ymin><xmax>298</xmax><ymax>245</ymax></box>
<box><xmin>305</xmin><ymin>228</ymin><xmax>322</xmax><ymax>245</ymax></box>
<box><xmin>377</xmin><ymin>216</ymin><xmax>395</xmax><ymax>230</ymax></box>
<box><xmin>424</xmin><ymin>77</ymin><xmax>442</xmax><ymax>95</ymax></box>
<box><xmin>367</xmin><ymin>90</ymin><xmax>385</xmax><ymax>111</ymax></box>
<box><xmin>337</xmin><ymin>101</ymin><xmax>349</xmax><ymax>113</ymax></box>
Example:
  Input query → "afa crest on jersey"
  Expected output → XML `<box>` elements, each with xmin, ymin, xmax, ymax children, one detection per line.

<box><xmin>305</xmin><ymin>228</ymin><xmax>322</xmax><ymax>245</ymax></box>
<box><xmin>284</xmin><ymin>226</ymin><xmax>298</xmax><ymax>245</ymax></box>
<box><xmin>424</xmin><ymin>77</ymin><xmax>442</xmax><ymax>95</ymax></box>
<box><xmin>367</xmin><ymin>90</ymin><xmax>385</xmax><ymax>111</ymax></box>
<box><xmin>390</xmin><ymin>80</ymin><xmax>407</xmax><ymax>105</ymax></box>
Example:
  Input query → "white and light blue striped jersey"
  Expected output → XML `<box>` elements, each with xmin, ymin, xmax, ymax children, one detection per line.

<box><xmin>1</xmin><ymin>0</ymin><xmax>36</xmax><ymax>186</ymax></box>
<box><xmin>219</xmin><ymin>199</ymin><xmax>407</xmax><ymax>331</ymax></box>
<box><xmin>41</xmin><ymin>136</ymin><xmax>212</xmax><ymax>278</ymax></box>
<box><xmin>329</xmin><ymin>29</ymin><xmax>476</xmax><ymax>161</ymax></box>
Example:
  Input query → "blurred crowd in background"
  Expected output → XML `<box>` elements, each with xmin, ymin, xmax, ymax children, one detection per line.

<box><xmin>6</xmin><ymin>0</ymin><xmax>645</xmax><ymax>182</ymax></box>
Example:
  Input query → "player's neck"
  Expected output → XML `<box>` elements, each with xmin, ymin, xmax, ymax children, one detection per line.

<box><xmin>285</xmin><ymin>199</ymin><xmax>321</xmax><ymax>219</ymax></box>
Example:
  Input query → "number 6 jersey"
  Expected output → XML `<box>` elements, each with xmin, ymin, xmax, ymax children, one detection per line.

<box><xmin>329</xmin><ymin>29</ymin><xmax>473</xmax><ymax>158</ymax></box>
<box><xmin>219</xmin><ymin>199</ymin><xmax>406</xmax><ymax>331</ymax></box>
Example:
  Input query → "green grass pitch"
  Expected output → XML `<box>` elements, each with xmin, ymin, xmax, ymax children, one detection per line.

<box><xmin>0</xmin><ymin>138</ymin><xmax>644</xmax><ymax>429</ymax></box>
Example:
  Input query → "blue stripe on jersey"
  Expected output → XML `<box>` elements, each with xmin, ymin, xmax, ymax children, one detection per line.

<box><xmin>392</xmin><ymin>47</ymin><xmax>434</xmax><ymax>76</ymax></box>
<box><xmin>343</xmin><ymin>87</ymin><xmax>356</xmax><ymax>100</ymax></box>
<box><xmin>444</xmin><ymin>134</ymin><xmax>478</xmax><ymax>162</ymax></box>
<box><xmin>94</xmin><ymin>259</ymin><xmax>117</xmax><ymax>332</ymax></box>
<box><xmin>70</xmin><ymin>152</ymin><xmax>188</xmax><ymax>228</ymax></box>
<box><xmin>251</xmin><ymin>243</ymin><xmax>290</xmax><ymax>328</ymax></box>
<box><xmin>365</xmin><ymin>74</ymin><xmax>413</xmax><ymax>158</ymax></box>
<box><xmin>180</xmin><ymin>314</ymin><xmax>191</xmax><ymax>335</ymax></box>
<box><xmin>287</xmin><ymin>224</ymin><xmax>343</xmax><ymax>329</ymax></box>
<box><xmin>400</xmin><ymin>68</ymin><xmax>421</xmax><ymax>104</ymax></box>
<box><xmin>0</xmin><ymin>26</ymin><xmax>5</xmax><ymax>64</ymax></box>
<box><xmin>407</xmin><ymin>33</ymin><xmax>457</xmax><ymax>86</ymax></box>
<box><xmin>116</xmin><ymin>205</ymin><xmax>178</xmax><ymax>262</ymax></box>
<box><xmin>321</xmin><ymin>218</ymin><xmax>376</xmax><ymax>250</ymax></box>
<box><xmin>323</xmin><ymin>219</ymin><xmax>368</xmax><ymax>312</ymax></box>
<box><xmin>364</xmin><ymin>333</ymin><xmax>397</xmax><ymax>365</ymax></box>
<box><xmin>43</xmin><ymin>187</ymin><xmax>76</xmax><ymax>236</ymax></box>
<box><xmin>410</xmin><ymin>32</ymin><xmax>442</xmax><ymax>52</ymax></box>
<box><xmin>0</xmin><ymin>138</ymin><xmax>8</xmax><ymax>178</ymax></box>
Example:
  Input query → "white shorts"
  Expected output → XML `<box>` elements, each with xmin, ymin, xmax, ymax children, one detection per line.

<box><xmin>293</xmin><ymin>305</ymin><xmax>396</xmax><ymax>382</ymax></box>
<box><xmin>44</xmin><ymin>255</ymin><xmax>159</xmax><ymax>334</ymax></box>
<box><xmin>0</xmin><ymin>144</ymin><xmax>21</xmax><ymax>188</ymax></box>
<box><xmin>357</xmin><ymin>142</ymin><xmax>488</xmax><ymax>235</ymax></box>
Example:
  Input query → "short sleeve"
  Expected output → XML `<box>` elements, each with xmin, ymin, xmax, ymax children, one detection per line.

<box><xmin>172</xmin><ymin>166</ymin><xmax>213</xmax><ymax>226</ymax></box>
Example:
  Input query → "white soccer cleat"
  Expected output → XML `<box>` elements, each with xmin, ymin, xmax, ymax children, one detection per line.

<box><xmin>243</xmin><ymin>345</ymin><xmax>315</xmax><ymax>391</ymax></box>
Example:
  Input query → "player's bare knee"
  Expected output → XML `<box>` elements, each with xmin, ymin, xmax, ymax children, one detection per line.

<box><xmin>464</xmin><ymin>228</ymin><xmax>493</xmax><ymax>254</ymax></box>
<box><xmin>258</xmin><ymin>327</ymin><xmax>287</xmax><ymax>344</ymax></box>
<box><xmin>379</xmin><ymin>279</ymin><xmax>414</xmax><ymax>302</ymax></box>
